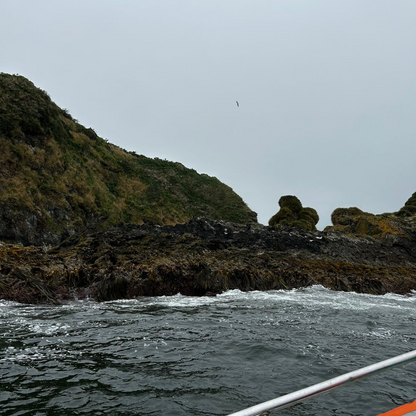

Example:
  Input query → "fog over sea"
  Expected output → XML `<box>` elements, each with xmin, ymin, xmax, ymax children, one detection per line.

<box><xmin>1</xmin><ymin>286</ymin><xmax>416</xmax><ymax>416</ymax></box>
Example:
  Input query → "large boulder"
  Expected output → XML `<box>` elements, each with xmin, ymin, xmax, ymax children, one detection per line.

<box><xmin>268</xmin><ymin>195</ymin><xmax>319</xmax><ymax>232</ymax></box>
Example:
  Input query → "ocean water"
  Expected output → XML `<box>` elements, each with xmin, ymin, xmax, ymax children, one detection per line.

<box><xmin>1</xmin><ymin>286</ymin><xmax>416</xmax><ymax>416</ymax></box>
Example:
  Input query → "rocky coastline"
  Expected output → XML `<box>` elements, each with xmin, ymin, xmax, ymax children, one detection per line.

<box><xmin>2</xmin><ymin>74</ymin><xmax>416</xmax><ymax>305</ymax></box>
<box><xmin>1</xmin><ymin>218</ymin><xmax>416</xmax><ymax>305</ymax></box>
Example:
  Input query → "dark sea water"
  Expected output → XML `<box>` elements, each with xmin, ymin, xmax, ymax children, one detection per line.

<box><xmin>1</xmin><ymin>286</ymin><xmax>416</xmax><ymax>416</ymax></box>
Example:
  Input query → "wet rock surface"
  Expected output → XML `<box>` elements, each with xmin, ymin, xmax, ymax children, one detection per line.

<box><xmin>1</xmin><ymin>218</ymin><xmax>416</xmax><ymax>304</ymax></box>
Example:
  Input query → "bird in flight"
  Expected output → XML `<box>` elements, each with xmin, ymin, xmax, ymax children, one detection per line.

<box><xmin>236</xmin><ymin>100</ymin><xmax>239</xmax><ymax>107</ymax></box>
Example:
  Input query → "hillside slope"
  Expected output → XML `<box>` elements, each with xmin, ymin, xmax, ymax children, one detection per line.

<box><xmin>0</xmin><ymin>73</ymin><xmax>257</xmax><ymax>245</ymax></box>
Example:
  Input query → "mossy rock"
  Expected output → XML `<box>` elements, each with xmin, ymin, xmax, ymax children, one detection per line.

<box><xmin>291</xmin><ymin>219</ymin><xmax>316</xmax><ymax>232</ymax></box>
<box><xmin>279</xmin><ymin>195</ymin><xmax>302</xmax><ymax>214</ymax></box>
<box><xmin>268</xmin><ymin>206</ymin><xmax>294</xmax><ymax>226</ymax></box>
<box><xmin>300</xmin><ymin>208</ymin><xmax>319</xmax><ymax>225</ymax></box>
<box><xmin>354</xmin><ymin>217</ymin><xmax>376</xmax><ymax>235</ymax></box>
<box><xmin>269</xmin><ymin>196</ymin><xmax>319</xmax><ymax>231</ymax></box>
<box><xmin>331</xmin><ymin>207</ymin><xmax>364</xmax><ymax>226</ymax></box>
<box><xmin>326</xmin><ymin>206</ymin><xmax>408</xmax><ymax>239</ymax></box>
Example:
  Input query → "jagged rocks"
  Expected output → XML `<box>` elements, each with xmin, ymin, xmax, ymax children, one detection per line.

<box><xmin>1</xmin><ymin>218</ymin><xmax>416</xmax><ymax>304</ymax></box>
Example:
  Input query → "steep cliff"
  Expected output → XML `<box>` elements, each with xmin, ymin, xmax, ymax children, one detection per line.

<box><xmin>0</xmin><ymin>73</ymin><xmax>257</xmax><ymax>245</ymax></box>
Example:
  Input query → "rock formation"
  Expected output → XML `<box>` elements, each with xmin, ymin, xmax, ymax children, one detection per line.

<box><xmin>325</xmin><ymin>206</ymin><xmax>416</xmax><ymax>240</ymax></box>
<box><xmin>268</xmin><ymin>195</ymin><xmax>319</xmax><ymax>231</ymax></box>
<box><xmin>2</xmin><ymin>213</ymin><xmax>416</xmax><ymax>304</ymax></box>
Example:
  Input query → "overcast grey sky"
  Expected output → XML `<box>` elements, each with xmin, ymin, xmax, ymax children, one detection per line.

<box><xmin>2</xmin><ymin>0</ymin><xmax>416</xmax><ymax>228</ymax></box>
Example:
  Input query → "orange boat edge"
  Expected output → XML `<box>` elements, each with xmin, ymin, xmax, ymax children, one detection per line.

<box><xmin>377</xmin><ymin>401</ymin><xmax>416</xmax><ymax>416</ymax></box>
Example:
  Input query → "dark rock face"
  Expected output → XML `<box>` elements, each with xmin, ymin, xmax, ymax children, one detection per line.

<box><xmin>0</xmin><ymin>205</ymin><xmax>66</xmax><ymax>246</ymax></box>
<box><xmin>2</xmin><ymin>218</ymin><xmax>416</xmax><ymax>304</ymax></box>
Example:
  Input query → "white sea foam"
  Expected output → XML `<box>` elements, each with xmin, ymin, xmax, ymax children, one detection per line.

<box><xmin>1</xmin><ymin>285</ymin><xmax>415</xmax><ymax>322</ymax></box>
<box><xmin>151</xmin><ymin>293</ymin><xmax>220</xmax><ymax>308</ymax></box>
<box><xmin>28</xmin><ymin>322</ymin><xmax>71</xmax><ymax>336</ymax></box>
<box><xmin>102</xmin><ymin>285</ymin><xmax>416</xmax><ymax>315</ymax></box>
<box><xmin>0</xmin><ymin>299</ymin><xmax>21</xmax><ymax>307</ymax></box>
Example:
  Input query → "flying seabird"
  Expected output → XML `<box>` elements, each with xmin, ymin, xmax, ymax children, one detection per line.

<box><xmin>236</xmin><ymin>100</ymin><xmax>239</xmax><ymax>107</ymax></box>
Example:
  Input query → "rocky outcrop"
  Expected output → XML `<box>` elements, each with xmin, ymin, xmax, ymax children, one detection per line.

<box><xmin>325</xmin><ymin>207</ymin><xmax>416</xmax><ymax>241</ymax></box>
<box><xmin>268</xmin><ymin>195</ymin><xmax>319</xmax><ymax>231</ymax></box>
<box><xmin>2</xmin><ymin>218</ymin><xmax>416</xmax><ymax>304</ymax></box>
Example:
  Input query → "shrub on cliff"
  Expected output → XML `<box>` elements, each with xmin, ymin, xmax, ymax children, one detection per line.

<box><xmin>268</xmin><ymin>196</ymin><xmax>319</xmax><ymax>231</ymax></box>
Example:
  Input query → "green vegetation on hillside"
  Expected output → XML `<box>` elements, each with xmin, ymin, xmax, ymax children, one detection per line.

<box><xmin>0</xmin><ymin>73</ymin><xmax>256</xmax><ymax>245</ymax></box>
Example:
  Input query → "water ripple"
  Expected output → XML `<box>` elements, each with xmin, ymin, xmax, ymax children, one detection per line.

<box><xmin>1</xmin><ymin>286</ymin><xmax>416</xmax><ymax>415</ymax></box>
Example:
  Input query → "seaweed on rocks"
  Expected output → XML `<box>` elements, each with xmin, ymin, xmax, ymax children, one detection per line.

<box><xmin>1</xmin><ymin>217</ymin><xmax>416</xmax><ymax>304</ymax></box>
